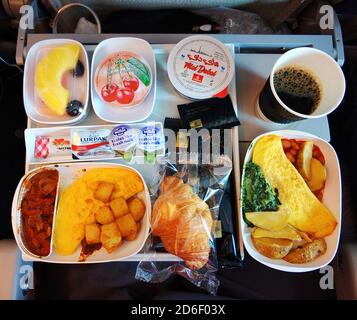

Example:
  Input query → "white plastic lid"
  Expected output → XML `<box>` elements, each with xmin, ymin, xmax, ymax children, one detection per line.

<box><xmin>167</xmin><ymin>35</ymin><xmax>234</xmax><ymax>100</ymax></box>
<box><xmin>137</xmin><ymin>125</ymin><xmax>165</xmax><ymax>153</ymax></box>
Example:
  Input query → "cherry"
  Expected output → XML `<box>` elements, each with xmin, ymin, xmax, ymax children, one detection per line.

<box><xmin>123</xmin><ymin>76</ymin><xmax>139</xmax><ymax>92</ymax></box>
<box><xmin>101</xmin><ymin>83</ymin><xmax>119</xmax><ymax>102</ymax></box>
<box><xmin>116</xmin><ymin>88</ymin><xmax>135</xmax><ymax>104</ymax></box>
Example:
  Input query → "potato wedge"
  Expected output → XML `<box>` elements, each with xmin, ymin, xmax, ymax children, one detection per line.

<box><xmin>292</xmin><ymin>238</ymin><xmax>307</xmax><ymax>250</ymax></box>
<box><xmin>283</xmin><ymin>238</ymin><xmax>327</xmax><ymax>264</ymax></box>
<box><xmin>297</xmin><ymin>141</ymin><xmax>314</xmax><ymax>180</ymax></box>
<box><xmin>246</xmin><ymin>208</ymin><xmax>289</xmax><ymax>231</ymax></box>
<box><xmin>307</xmin><ymin>158</ymin><xmax>327</xmax><ymax>192</ymax></box>
<box><xmin>252</xmin><ymin>225</ymin><xmax>301</xmax><ymax>241</ymax></box>
<box><xmin>252</xmin><ymin>237</ymin><xmax>293</xmax><ymax>259</ymax></box>
<box><xmin>296</xmin><ymin>230</ymin><xmax>313</xmax><ymax>243</ymax></box>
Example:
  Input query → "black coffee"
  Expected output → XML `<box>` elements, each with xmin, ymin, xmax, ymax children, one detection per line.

<box><xmin>273</xmin><ymin>66</ymin><xmax>322</xmax><ymax>115</ymax></box>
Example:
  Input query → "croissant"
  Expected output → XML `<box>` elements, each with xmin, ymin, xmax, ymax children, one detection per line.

<box><xmin>152</xmin><ymin>176</ymin><xmax>213</xmax><ymax>270</ymax></box>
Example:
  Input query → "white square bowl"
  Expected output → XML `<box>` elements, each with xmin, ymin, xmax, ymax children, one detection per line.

<box><xmin>91</xmin><ymin>37</ymin><xmax>156</xmax><ymax>123</ymax></box>
<box><xmin>23</xmin><ymin>39</ymin><xmax>89</xmax><ymax>125</ymax></box>
<box><xmin>240</xmin><ymin>130</ymin><xmax>341</xmax><ymax>272</ymax></box>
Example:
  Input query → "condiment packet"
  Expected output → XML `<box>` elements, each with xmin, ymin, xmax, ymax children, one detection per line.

<box><xmin>177</xmin><ymin>95</ymin><xmax>240</xmax><ymax>130</ymax></box>
<box><xmin>108</xmin><ymin>125</ymin><xmax>138</xmax><ymax>162</ymax></box>
<box><xmin>34</xmin><ymin>135</ymin><xmax>71</xmax><ymax>159</ymax></box>
<box><xmin>107</xmin><ymin>123</ymin><xmax>165</xmax><ymax>163</ymax></box>
<box><xmin>71</xmin><ymin>128</ymin><xmax>115</xmax><ymax>160</ymax></box>
<box><xmin>137</xmin><ymin>125</ymin><xmax>165</xmax><ymax>164</ymax></box>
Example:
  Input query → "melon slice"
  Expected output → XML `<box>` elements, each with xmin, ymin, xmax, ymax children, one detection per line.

<box><xmin>35</xmin><ymin>43</ymin><xmax>80</xmax><ymax>116</ymax></box>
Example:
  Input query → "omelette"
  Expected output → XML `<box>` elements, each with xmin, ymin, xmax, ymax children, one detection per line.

<box><xmin>53</xmin><ymin>168</ymin><xmax>144</xmax><ymax>255</ymax></box>
<box><xmin>252</xmin><ymin>135</ymin><xmax>337</xmax><ymax>238</ymax></box>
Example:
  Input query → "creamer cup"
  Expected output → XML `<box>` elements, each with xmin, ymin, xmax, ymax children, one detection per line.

<box><xmin>137</xmin><ymin>125</ymin><xmax>165</xmax><ymax>163</ymax></box>
<box><xmin>108</xmin><ymin>125</ymin><xmax>138</xmax><ymax>161</ymax></box>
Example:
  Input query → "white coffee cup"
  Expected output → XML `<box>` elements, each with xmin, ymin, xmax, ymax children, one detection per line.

<box><xmin>256</xmin><ymin>47</ymin><xmax>346</xmax><ymax>123</ymax></box>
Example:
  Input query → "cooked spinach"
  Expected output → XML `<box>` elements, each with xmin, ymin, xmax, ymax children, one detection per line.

<box><xmin>242</xmin><ymin>161</ymin><xmax>280</xmax><ymax>226</ymax></box>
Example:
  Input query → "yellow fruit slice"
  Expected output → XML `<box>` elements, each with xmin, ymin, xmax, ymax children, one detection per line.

<box><xmin>297</xmin><ymin>141</ymin><xmax>313</xmax><ymax>180</ymax></box>
<box><xmin>245</xmin><ymin>207</ymin><xmax>289</xmax><ymax>231</ymax></box>
<box><xmin>307</xmin><ymin>158</ymin><xmax>327</xmax><ymax>191</ymax></box>
<box><xmin>35</xmin><ymin>43</ymin><xmax>80</xmax><ymax>116</ymax></box>
<box><xmin>252</xmin><ymin>225</ymin><xmax>302</xmax><ymax>241</ymax></box>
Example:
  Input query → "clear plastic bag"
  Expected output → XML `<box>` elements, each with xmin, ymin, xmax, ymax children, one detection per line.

<box><xmin>135</xmin><ymin>154</ymin><xmax>232</xmax><ymax>295</ymax></box>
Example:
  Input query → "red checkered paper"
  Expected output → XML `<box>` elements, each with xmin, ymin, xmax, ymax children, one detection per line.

<box><xmin>34</xmin><ymin>136</ymin><xmax>50</xmax><ymax>159</ymax></box>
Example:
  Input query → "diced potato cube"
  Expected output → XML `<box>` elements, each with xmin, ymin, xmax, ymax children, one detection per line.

<box><xmin>86</xmin><ymin>199</ymin><xmax>105</xmax><ymax>224</ymax></box>
<box><xmin>110</xmin><ymin>197</ymin><xmax>129</xmax><ymax>218</ymax></box>
<box><xmin>116</xmin><ymin>214</ymin><xmax>137</xmax><ymax>237</ymax></box>
<box><xmin>128</xmin><ymin>198</ymin><xmax>146</xmax><ymax>221</ymax></box>
<box><xmin>125</xmin><ymin>222</ymin><xmax>141</xmax><ymax>241</ymax></box>
<box><xmin>85</xmin><ymin>223</ymin><xmax>101</xmax><ymax>244</ymax></box>
<box><xmin>91</xmin><ymin>199</ymin><xmax>105</xmax><ymax>213</ymax></box>
<box><xmin>85</xmin><ymin>211</ymin><xmax>97</xmax><ymax>225</ymax></box>
<box><xmin>125</xmin><ymin>231</ymin><xmax>137</xmax><ymax>241</ymax></box>
<box><xmin>110</xmin><ymin>189</ymin><xmax>123</xmax><ymax>201</ymax></box>
<box><xmin>100</xmin><ymin>223</ymin><xmax>122</xmax><ymax>253</ymax></box>
<box><xmin>95</xmin><ymin>206</ymin><xmax>115</xmax><ymax>224</ymax></box>
<box><xmin>94</xmin><ymin>182</ymin><xmax>114</xmax><ymax>202</ymax></box>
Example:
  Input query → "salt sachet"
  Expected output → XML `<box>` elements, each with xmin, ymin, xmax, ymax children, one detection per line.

<box><xmin>34</xmin><ymin>135</ymin><xmax>71</xmax><ymax>159</ymax></box>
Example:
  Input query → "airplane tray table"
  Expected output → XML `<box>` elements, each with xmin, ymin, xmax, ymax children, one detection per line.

<box><xmin>16</xmin><ymin>33</ymin><xmax>338</xmax><ymax>300</ymax></box>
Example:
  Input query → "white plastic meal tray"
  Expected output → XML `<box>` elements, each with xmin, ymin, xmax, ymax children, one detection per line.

<box><xmin>23</xmin><ymin>43</ymin><xmax>240</xmax><ymax>263</ymax></box>
<box><xmin>13</xmin><ymin>163</ymin><xmax>152</xmax><ymax>264</ymax></box>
